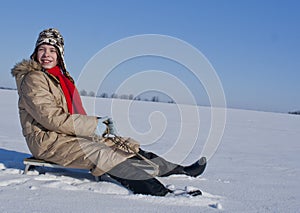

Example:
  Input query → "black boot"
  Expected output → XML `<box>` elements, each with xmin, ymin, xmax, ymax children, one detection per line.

<box><xmin>109</xmin><ymin>174</ymin><xmax>170</xmax><ymax>196</ymax></box>
<box><xmin>160</xmin><ymin>157</ymin><xmax>207</xmax><ymax>177</ymax></box>
<box><xmin>107</xmin><ymin>159</ymin><xmax>169</xmax><ymax>196</ymax></box>
<box><xmin>183</xmin><ymin>157</ymin><xmax>207</xmax><ymax>177</ymax></box>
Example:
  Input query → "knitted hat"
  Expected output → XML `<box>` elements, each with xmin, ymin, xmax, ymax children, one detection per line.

<box><xmin>31</xmin><ymin>28</ymin><xmax>67</xmax><ymax>72</ymax></box>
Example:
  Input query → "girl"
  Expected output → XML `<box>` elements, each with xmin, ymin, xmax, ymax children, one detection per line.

<box><xmin>11</xmin><ymin>28</ymin><xmax>206</xmax><ymax>196</ymax></box>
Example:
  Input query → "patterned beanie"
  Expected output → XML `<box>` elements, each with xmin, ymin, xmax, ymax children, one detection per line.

<box><xmin>31</xmin><ymin>28</ymin><xmax>67</xmax><ymax>72</ymax></box>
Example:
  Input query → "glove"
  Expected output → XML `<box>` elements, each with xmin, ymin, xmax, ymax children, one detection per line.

<box><xmin>95</xmin><ymin>117</ymin><xmax>116</xmax><ymax>136</ymax></box>
<box><xmin>103</xmin><ymin>118</ymin><xmax>116</xmax><ymax>135</ymax></box>
<box><xmin>96</xmin><ymin>116</ymin><xmax>108</xmax><ymax>136</ymax></box>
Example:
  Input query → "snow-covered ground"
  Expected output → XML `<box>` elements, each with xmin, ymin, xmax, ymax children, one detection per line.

<box><xmin>0</xmin><ymin>89</ymin><xmax>299</xmax><ymax>212</ymax></box>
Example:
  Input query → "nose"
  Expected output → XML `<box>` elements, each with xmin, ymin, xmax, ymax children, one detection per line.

<box><xmin>42</xmin><ymin>49</ymin><xmax>50</xmax><ymax>57</ymax></box>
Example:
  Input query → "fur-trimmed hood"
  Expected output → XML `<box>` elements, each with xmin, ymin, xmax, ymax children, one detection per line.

<box><xmin>11</xmin><ymin>59</ymin><xmax>43</xmax><ymax>92</ymax></box>
<box><xmin>11</xmin><ymin>59</ymin><xmax>42</xmax><ymax>78</ymax></box>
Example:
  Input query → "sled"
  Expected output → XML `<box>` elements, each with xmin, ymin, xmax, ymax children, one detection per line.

<box><xmin>23</xmin><ymin>157</ymin><xmax>100</xmax><ymax>181</ymax></box>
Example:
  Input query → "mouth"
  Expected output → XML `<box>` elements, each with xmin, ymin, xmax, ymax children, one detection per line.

<box><xmin>41</xmin><ymin>59</ymin><xmax>53</xmax><ymax>64</ymax></box>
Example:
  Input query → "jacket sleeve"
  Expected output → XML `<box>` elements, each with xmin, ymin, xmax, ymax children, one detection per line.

<box><xmin>20</xmin><ymin>71</ymin><xmax>98</xmax><ymax>137</ymax></box>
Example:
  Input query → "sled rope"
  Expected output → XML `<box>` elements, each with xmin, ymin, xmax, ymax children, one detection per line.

<box><xmin>113</xmin><ymin>135</ymin><xmax>160</xmax><ymax>176</ymax></box>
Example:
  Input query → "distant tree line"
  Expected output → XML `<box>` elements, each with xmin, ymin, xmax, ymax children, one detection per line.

<box><xmin>79</xmin><ymin>89</ymin><xmax>175</xmax><ymax>104</ymax></box>
<box><xmin>79</xmin><ymin>89</ymin><xmax>95</xmax><ymax>97</ymax></box>
<box><xmin>0</xmin><ymin>86</ymin><xmax>16</xmax><ymax>91</ymax></box>
<box><xmin>288</xmin><ymin>111</ymin><xmax>300</xmax><ymax>115</ymax></box>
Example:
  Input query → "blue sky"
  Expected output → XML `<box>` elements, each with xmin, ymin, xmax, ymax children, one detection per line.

<box><xmin>1</xmin><ymin>0</ymin><xmax>299</xmax><ymax>113</ymax></box>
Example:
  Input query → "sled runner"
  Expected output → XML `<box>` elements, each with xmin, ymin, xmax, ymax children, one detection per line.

<box><xmin>23</xmin><ymin>157</ymin><xmax>100</xmax><ymax>181</ymax></box>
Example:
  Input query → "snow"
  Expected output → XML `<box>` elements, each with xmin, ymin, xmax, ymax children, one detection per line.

<box><xmin>0</xmin><ymin>89</ymin><xmax>299</xmax><ymax>212</ymax></box>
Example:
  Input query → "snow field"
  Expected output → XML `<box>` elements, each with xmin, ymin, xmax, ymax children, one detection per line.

<box><xmin>0</xmin><ymin>89</ymin><xmax>299</xmax><ymax>212</ymax></box>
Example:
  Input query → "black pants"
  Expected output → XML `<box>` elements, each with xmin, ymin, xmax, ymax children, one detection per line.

<box><xmin>135</xmin><ymin>149</ymin><xmax>181</xmax><ymax>177</ymax></box>
<box><xmin>107</xmin><ymin>149</ymin><xmax>181</xmax><ymax>196</ymax></box>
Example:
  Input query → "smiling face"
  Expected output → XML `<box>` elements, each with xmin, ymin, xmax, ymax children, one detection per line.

<box><xmin>36</xmin><ymin>44</ymin><xmax>58</xmax><ymax>69</ymax></box>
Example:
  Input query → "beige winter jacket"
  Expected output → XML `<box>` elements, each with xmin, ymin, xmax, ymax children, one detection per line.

<box><xmin>11</xmin><ymin>59</ymin><xmax>137</xmax><ymax>176</ymax></box>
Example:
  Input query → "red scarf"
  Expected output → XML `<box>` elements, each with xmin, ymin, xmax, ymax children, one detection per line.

<box><xmin>47</xmin><ymin>66</ymin><xmax>87</xmax><ymax>115</ymax></box>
